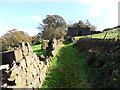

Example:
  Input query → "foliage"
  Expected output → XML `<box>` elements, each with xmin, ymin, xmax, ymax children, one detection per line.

<box><xmin>1</xmin><ymin>29</ymin><xmax>32</xmax><ymax>51</ymax></box>
<box><xmin>85</xmin><ymin>19</ymin><xmax>96</xmax><ymax>31</ymax></box>
<box><xmin>41</xmin><ymin>43</ymin><xmax>91</xmax><ymax>88</ymax></box>
<box><xmin>73</xmin><ymin>20</ymin><xmax>86</xmax><ymax>28</ymax></box>
<box><xmin>37</xmin><ymin>15</ymin><xmax>67</xmax><ymax>40</ymax></box>
<box><xmin>31</xmin><ymin>34</ymin><xmax>41</xmax><ymax>45</ymax></box>
<box><xmin>42</xmin><ymin>29</ymin><xmax>66</xmax><ymax>40</ymax></box>
<box><xmin>74</xmin><ymin>38</ymin><xmax>120</xmax><ymax>88</ymax></box>
<box><xmin>72</xmin><ymin>19</ymin><xmax>96</xmax><ymax>31</ymax></box>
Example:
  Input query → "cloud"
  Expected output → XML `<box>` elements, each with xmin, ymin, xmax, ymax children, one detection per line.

<box><xmin>30</xmin><ymin>16</ymin><xmax>43</xmax><ymax>22</ymax></box>
<box><xmin>78</xmin><ymin>0</ymin><xmax>119</xmax><ymax>17</ymax></box>
<box><xmin>77</xmin><ymin>0</ymin><xmax>119</xmax><ymax>30</ymax></box>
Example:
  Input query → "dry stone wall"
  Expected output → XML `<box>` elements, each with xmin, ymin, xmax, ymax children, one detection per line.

<box><xmin>41</xmin><ymin>40</ymin><xmax>49</xmax><ymax>50</ymax></box>
<box><xmin>0</xmin><ymin>38</ymin><xmax>63</xmax><ymax>88</ymax></box>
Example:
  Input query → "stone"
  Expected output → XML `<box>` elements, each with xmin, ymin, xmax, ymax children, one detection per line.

<box><xmin>10</xmin><ymin>67</ymin><xmax>20</xmax><ymax>77</ymax></box>
<box><xmin>27</xmin><ymin>42</ymin><xmax>33</xmax><ymax>53</ymax></box>
<box><xmin>41</xmin><ymin>40</ymin><xmax>49</xmax><ymax>49</ymax></box>
<box><xmin>26</xmin><ymin>72</ymin><xmax>34</xmax><ymax>85</ymax></box>
<box><xmin>25</xmin><ymin>56</ymin><xmax>31</xmax><ymax>66</ymax></box>
<box><xmin>40</xmin><ymin>65</ymin><xmax>47</xmax><ymax>82</ymax></box>
<box><xmin>32</xmin><ymin>68</ymin><xmax>37</xmax><ymax>78</ymax></box>
<box><xmin>40</xmin><ymin>61</ymin><xmax>45</xmax><ymax>69</ymax></box>
<box><xmin>8</xmin><ymin>75</ymin><xmax>17</xmax><ymax>81</ymax></box>
<box><xmin>21</xmin><ymin>74</ymin><xmax>27</xmax><ymax>81</ymax></box>
<box><xmin>36</xmin><ymin>66</ymin><xmax>40</xmax><ymax>76</ymax></box>
<box><xmin>18</xmin><ymin>68</ymin><xmax>26</xmax><ymax>76</ymax></box>
<box><xmin>0</xmin><ymin>64</ymin><xmax>9</xmax><ymax>70</ymax></box>
<box><xmin>33</xmin><ymin>61</ymin><xmax>38</xmax><ymax>68</ymax></box>
<box><xmin>22</xmin><ymin>42</ymin><xmax>29</xmax><ymax>56</ymax></box>
<box><xmin>31</xmin><ymin>76</ymin><xmax>40</xmax><ymax>87</ymax></box>
<box><xmin>31</xmin><ymin>58</ymin><xmax>35</xmax><ymax>63</ymax></box>
<box><xmin>36</xmin><ymin>59</ymin><xmax>41</xmax><ymax>66</ymax></box>
<box><xmin>14</xmin><ymin>48</ymin><xmax>23</xmax><ymax>63</ymax></box>
<box><xmin>26</xmin><ymin>65</ymin><xmax>34</xmax><ymax>75</ymax></box>
<box><xmin>20</xmin><ymin>59</ymin><xmax>27</xmax><ymax>71</ymax></box>
<box><xmin>38</xmin><ymin>63</ymin><xmax>42</xmax><ymax>71</ymax></box>
<box><xmin>13</xmin><ymin>88</ymin><xmax>32</xmax><ymax>90</ymax></box>
<box><xmin>15</xmin><ymin>75</ymin><xmax>25</xmax><ymax>86</ymax></box>
<box><xmin>52</xmin><ymin>39</ymin><xmax>56</xmax><ymax>47</ymax></box>
<box><xmin>11</xmin><ymin>66</ymin><xmax>25</xmax><ymax>77</ymax></box>
<box><xmin>33</xmin><ymin>52</ymin><xmax>38</xmax><ymax>58</ymax></box>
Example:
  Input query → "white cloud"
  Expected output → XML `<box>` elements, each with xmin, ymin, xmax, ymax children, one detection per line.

<box><xmin>77</xmin><ymin>0</ymin><xmax>119</xmax><ymax>30</ymax></box>
<box><xmin>78</xmin><ymin>0</ymin><xmax>119</xmax><ymax>17</ymax></box>
<box><xmin>30</xmin><ymin>16</ymin><xmax>43</xmax><ymax>22</ymax></box>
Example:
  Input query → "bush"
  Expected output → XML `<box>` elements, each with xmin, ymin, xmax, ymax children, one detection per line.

<box><xmin>74</xmin><ymin>38</ymin><xmax>120</xmax><ymax>88</ymax></box>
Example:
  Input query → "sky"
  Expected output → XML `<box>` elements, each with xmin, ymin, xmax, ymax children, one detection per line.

<box><xmin>0</xmin><ymin>0</ymin><xmax>119</xmax><ymax>36</ymax></box>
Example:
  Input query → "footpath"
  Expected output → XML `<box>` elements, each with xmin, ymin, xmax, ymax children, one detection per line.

<box><xmin>41</xmin><ymin>43</ymin><xmax>91</xmax><ymax>88</ymax></box>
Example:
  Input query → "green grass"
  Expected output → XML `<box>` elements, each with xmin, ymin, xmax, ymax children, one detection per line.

<box><xmin>32</xmin><ymin>44</ymin><xmax>46</xmax><ymax>56</ymax></box>
<box><xmin>74</xmin><ymin>28</ymin><xmax>120</xmax><ymax>40</ymax></box>
<box><xmin>41</xmin><ymin>43</ymin><xmax>91</xmax><ymax>88</ymax></box>
<box><xmin>32</xmin><ymin>44</ymin><xmax>42</xmax><ymax>51</ymax></box>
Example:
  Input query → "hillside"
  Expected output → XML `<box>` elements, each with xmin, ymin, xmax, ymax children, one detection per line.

<box><xmin>74</xmin><ymin>28</ymin><xmax>120</xmax><ymax>40</ymax></box>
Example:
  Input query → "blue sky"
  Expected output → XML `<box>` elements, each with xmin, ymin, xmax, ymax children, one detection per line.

<box><xmin>0</xmin><ymin>0</ymin><xmax>119</xmax><ymax>36</ymax></box>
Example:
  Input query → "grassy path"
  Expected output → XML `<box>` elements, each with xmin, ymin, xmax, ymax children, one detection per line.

<box><xmin>41</xmin><ymin>43</ymin><xmax>91</xmax><ymax>88</ymax></box>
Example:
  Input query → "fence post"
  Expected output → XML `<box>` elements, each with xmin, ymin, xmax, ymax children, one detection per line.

<box><xmin>103</xmin><ymin>32</ymin><xmax>107</xmax><ymax>39</ymax></box>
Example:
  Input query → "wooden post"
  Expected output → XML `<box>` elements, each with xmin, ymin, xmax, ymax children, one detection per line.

<box><xmin>103</xmin><ymin>32</ymin><xmax>107</xmax><ymax>39</ymax></box>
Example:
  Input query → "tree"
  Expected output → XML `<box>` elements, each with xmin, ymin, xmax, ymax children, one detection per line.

<box><xmin>37</xmin><ymin>15</ymin><xmax>67</xmax><ymax>40</ymax></box>
<box><xmin>73</xmin><ymin>20</ymin><xmax>86</xmax><ymax>28</ymax></box>
<box><xmin>73</xmin><ymin>19</ymin><xmax>96</xmax><ymax>31</ymax></box>
<box><xmin>31</xmin><ymin>34</ymin><xmax>41</xmax><ymax>45</ymax></box>
<box><xmin>1</xmin><ymin>29</ymin><xmax>32</xmax><ymax>51</ymax></box>
<box><xmin>85</xmin><ymin>19</ymin><xmax>96</xmax><ymax>31</ymax></box>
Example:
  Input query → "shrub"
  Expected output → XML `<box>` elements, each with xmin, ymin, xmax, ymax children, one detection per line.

<box><xmin>73</xmin><ymin>38</ymin><xmax>120</xmax><ymax>88</ymax></box>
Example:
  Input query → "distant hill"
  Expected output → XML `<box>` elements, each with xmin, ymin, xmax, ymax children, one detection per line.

<box><xmin>103</xmin><ymin>25</ymin><xmax>120</xmax><ymax>31</ymax></box>
<box><xmin>74</xmin><ymin>27</ymin><xmax>120</xmax><ymax>40</ymax></box>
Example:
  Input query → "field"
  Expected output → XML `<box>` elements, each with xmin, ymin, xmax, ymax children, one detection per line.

<box><xmin>32</xmin><ymin>44</ymin><xmax>46</xmax><ymax>56</ymax></box>
<box><xmin>74</xmin><ymin>28</ymin><xmax>120</xmax><ymax>40</ymax></box>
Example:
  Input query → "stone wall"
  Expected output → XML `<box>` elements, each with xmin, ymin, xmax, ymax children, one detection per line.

<box><xmin>0</xmin><ymin>38</ymin><xmax>63</xmax><ymax>88</ymax></box>
<box><xmin>41</xmin><ymin>40</ymin><xmax>49</xmax><ymax>50</ymax></box>
<box><xmin>67</xmin><ymin>27</ymin><xmax>101</xmax><ymax>37</ymax></box>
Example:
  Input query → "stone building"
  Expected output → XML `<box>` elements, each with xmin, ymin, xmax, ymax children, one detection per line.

<box><xmin>66</xmin><ymin>27</ymin><xmax>91</xmax><ymax>37</ymax></box>
<box><xmin>67</xmin><ymin>27</ymin><xmax>101</xmax><ymax>37</ymax></box>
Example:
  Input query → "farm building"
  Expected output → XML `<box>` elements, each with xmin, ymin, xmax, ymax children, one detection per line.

<box><xmin>67</xmin><ymin>27</ymin><xmax>101</xmax><ymax>37</ymax></box>
<box><xmin>66</xmin><ymin>27</ymin><xmax>91</xmax><ymax>37</ymax></box>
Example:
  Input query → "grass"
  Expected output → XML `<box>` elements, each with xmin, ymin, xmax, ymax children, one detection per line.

<box><xmin>32</xmin><ymin>44</ymin><xmax>42</xmax><ymax>51</ymax></box>
<box><xmin>41</xmin><ymin>42</ymin><xmax>91</xmax><ymax>88</ymax></box>
<box><xmin>32</xmin><ymin>44</ymin><xmax>46</xmax><ymax>56</ymax></box>
<box><xmin>74</xmin><ymin>28</ymin><xmax>120</xmax><ymax>40</ymax></box>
